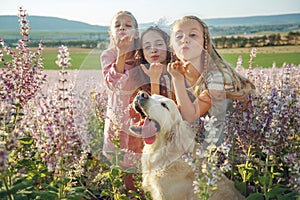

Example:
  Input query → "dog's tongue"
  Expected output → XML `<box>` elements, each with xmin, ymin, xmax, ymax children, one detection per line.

<box><xmin>141</xmin><ymin>118</ymin><xmax>157</xmax><ymax>144</ymax></box>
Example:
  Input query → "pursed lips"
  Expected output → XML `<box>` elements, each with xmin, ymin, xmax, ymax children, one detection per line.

<box><xmin>119</xmin><ymin>31</ymin><xmax>126</xmax><ymax>36</ymax></box>
<box><xmin>182</xmin><ymin>45</ymin><xmax>189</xmax><ymax>50</ymax></box>
<box><xmin>151</xmin><ymin>55</ymin><xmax>159</xmax><ymax>60</ymax></box>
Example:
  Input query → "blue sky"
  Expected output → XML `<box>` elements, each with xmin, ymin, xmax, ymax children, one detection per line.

<box><xmin>1</xmin><ymin>0</ymin><xmax>300</xmax><ymax>26</ymax></box>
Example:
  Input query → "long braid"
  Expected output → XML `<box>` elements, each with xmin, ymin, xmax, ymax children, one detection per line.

<box><xmin>184</xmin><ymin>16</ymin><xmax>255</xmax><ymax>99</ymax></box>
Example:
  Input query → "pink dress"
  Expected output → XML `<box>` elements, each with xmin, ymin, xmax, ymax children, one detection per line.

<box><xmin>101</xmin><ymin>48</ymin><xmax>149</xmax><ymax>171</ymax></box>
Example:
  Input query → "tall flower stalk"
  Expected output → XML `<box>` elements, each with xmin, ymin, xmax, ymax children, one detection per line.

<box><xmin>32</xmin><ymin>45</ymin><xmax>90</xmax><ymax>199</ymax></box>
<box><xmin>0</xmin><ymin>7</ymin><xmax>46</xmax><ymax>200</ymax></box>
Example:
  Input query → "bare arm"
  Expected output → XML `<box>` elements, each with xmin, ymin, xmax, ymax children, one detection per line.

<box><xmin>115</xmin><ymin>35</ymin><xmax>135</xmax><ymax>73</ymax></box>
<box><xmin>168</xmin><ymin>62</ymin><xmax>212</xmax><ymax>123</ymax></box>
<box><xmin>115</xmin><ymin>54</ymin><xmax>126</xmax><ymax>73</ymax></box>
<box><xmin>141</xmin><ymin>63</ymin><xmax>163</xmax><ymax>95</ymax></box>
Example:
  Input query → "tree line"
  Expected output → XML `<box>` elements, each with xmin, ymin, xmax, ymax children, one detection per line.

<box><xmin>212</xmin><ymin>31</ymin><xmax>300</xmax><ymax>48</ymax></box>
<box><xmin>2</xmin><ymin>31</ymin><xmax>299</xmax><ymax>49</ymax></box>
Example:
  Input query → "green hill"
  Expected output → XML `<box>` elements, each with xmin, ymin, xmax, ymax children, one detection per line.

<box><xmin>204</xmin><ymin>13</ymin><xmax>300</xmax><ymax>26</ymax></box>
<box><xmin>1</xmin><ymin>13</ymin><xmax>299</xmax><ymax>40</ymax></box>
<box><xmin>0</xmin><ymin>15</ymin><xmax>107</xmax><ymax>32</ymax></box>
<box><xmin>1</xmin><ymin>13</ymin><xmax>300</xmax><ymax>32</ymax></box>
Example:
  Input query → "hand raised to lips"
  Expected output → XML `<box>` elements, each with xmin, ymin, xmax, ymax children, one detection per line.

<box><xmin>167</xmin><ymin>61</ymin><xmax>190</xmax><ymax>76</ymax></box>
<box><xmin>140</xmin><ymin>63</ymin><xmax>163</xmax><ymax>82</ymax></box>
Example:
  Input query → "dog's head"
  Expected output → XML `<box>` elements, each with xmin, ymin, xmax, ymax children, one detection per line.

<box><xmin>130</xmin><ymin>91</ymin><xmax>183</xmax><ymax>145</ymax></box>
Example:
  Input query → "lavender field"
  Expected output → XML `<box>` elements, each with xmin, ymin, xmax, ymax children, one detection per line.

<box><xmin>0</xmin><ymin>7</ymin><xmax>299</xmax><ymax>200</ymax></box>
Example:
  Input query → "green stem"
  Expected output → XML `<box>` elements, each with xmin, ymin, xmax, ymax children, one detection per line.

<box><xmin>2</xmin><ymin>176</ymin><xmax>14</xmax><ymax>200</ymax></box>
<box><xmin>79</xmin><ymin>179</ymin><xmax>98</xmax><ymax>199</ymax></box>
<box><xmin>230</xmin><ymin>135</ymin><xmax>236</xmax><ymax>180</ymax></box>
<box><xmin>243</xmin><ymin>144</ymin><xmax>252</xmax><ymax>183</ymax></box>
<box><xmin>264</xmin><ymin>154</ymin><xmax>269</xmax><ymax>200</ymax></box>
<box><xmin>59</xmin><ymin>67</ymin><xmax>66</xmax><ymax>199</ymax></box>
<box><xmin>243</xmin><ymin>142</ymin><xmax>252</xmax><ymax>196</ymax></box>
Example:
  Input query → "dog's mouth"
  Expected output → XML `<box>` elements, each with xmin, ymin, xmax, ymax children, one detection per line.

<box><xmin>130</xmin><ymin>102</ymin><xmax>161</xmax><ymax>145</ymax></box>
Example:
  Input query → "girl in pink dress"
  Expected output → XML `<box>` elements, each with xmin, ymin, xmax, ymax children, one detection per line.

<box><xmin>101</xmin><ymin>11</ymin><xmax>149</xmax><ymax>193</ymax></box>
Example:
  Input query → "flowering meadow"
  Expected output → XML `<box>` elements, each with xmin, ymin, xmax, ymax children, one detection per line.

<box><xmin>0</xmin><ymin>8</ymin><xmax>299</xmax><ymax>200</ymax></box>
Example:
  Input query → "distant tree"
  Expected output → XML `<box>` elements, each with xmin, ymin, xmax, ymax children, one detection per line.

<box><xmin>268</xmin><ymin>34</ymin><xmax>277</xmax><ymax>46</ymax></box>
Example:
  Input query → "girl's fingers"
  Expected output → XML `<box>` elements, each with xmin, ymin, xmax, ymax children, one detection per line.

<box><xmin>167</xmin><ymin>61</ymin><xmax>186</xmax><ymax>75</ymax></box>
<box><xmin>183</xmin><ymin>61</ymin><xmax>190</xmax><ymax>70</ymax></box>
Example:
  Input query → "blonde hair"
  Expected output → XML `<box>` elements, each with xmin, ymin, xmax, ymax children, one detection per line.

<box><xmin>170</xmin><ymin>16</ymin><xmax>255</xmax><ymax>99</ymax></box>
<box><xmin>108</xmin><ymin>11</ymin><xmax>139</xmax><ymax>51</ymax></box>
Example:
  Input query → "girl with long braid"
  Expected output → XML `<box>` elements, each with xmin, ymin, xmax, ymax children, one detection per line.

<box><xmin>168</xmin><ymin>16</ymin><xmax>255</xmax><ymax>146</ymax></box>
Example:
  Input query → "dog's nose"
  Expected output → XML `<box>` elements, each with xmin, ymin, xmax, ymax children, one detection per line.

<box><xmin>138</xmin><ymin>91</ymin><xmax>149</xmax><ymax>100</ymax></box>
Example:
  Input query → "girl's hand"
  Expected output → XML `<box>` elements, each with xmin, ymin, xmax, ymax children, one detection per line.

<box><xmin>116</xmin><ymin>35</ymin><xmax>135</xmax><ymax>56</ymax></box>
<box><xmin>167</xmin><ymin>61</ymin><xmax>189</xmax><ymax>79</ymax></box>
<box><xmin>141</xmin><ymin>63</ymin><xmax>163</xmax><ymax>83</ymax></box>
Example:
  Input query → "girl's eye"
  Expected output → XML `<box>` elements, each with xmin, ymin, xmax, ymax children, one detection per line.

<box><xmin>144</xmin><ymin>45</ymin><xmax>151</xmax><ymax>50</ymax></box>
<box><xmin>175</xmin><ymin>33</ymin><xmax>183</xmax><ymax>39</ymax></box>
<box><xmin>125</xmin><ymin>24</ymin><xmax>132</xmax><ymax>28</ymax></box>
<box><xmin>189</xmin><ymin>33</ymin><xmax>197</xmax><ymax>37</ymax></box>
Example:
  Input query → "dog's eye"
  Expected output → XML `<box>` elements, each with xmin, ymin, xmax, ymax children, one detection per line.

<box><xmin>161</xmin><ymin>102</ymin><xmax>169</xmax><ymax>110</ymax></box>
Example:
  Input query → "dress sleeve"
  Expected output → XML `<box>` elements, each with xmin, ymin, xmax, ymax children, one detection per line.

<box><xmin>101</xmin><ymin>49</ymin><xmax>147</xmax><ymax>93</ymax></box>
<box><xmin>206</xmin><ymin>71</ymin><xmax>234</xmax><ymax>101</ymax></box>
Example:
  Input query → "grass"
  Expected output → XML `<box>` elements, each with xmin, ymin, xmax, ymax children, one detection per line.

<box><xmin>221</xmin><ymin>52</ymin><xmax>300</xmax><ymax>68</ymax></box>
<box><xmin>38</xmin><ymin>45</ymin><xmax>300</xmax><ymax>69</ymax></box>
<box><xmin>1</xmin><ymin>46</ymin><xmax>299</xmax><ymax>69</ymax></box>
<box><xmin>218</xmin><ymin>45</ymin><xmax>300</xmax><ymax>67</ymax></box>
<box><xmin>42</xmin><ymin>48</ymin><xmax>102</xmax><ymax>70</ymax></box>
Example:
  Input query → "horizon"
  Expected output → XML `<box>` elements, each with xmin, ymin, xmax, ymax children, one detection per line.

<box><xmin>1</xmin><ymin>12</ymin><xmax>300</xmax><ymax>28</ymax></box>
<box><xmin>1</xmin><ymin>0</ymin><xmax>300</xmax><ymax>26</ymax></box>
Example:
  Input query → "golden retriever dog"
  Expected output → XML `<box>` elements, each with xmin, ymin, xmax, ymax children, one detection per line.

<box><xmin>130</xmin><ymin>91</ymin><xmax>245</xmax><ymax>200</ymax></box>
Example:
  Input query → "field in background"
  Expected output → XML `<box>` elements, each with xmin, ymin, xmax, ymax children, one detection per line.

<box><xmin>218</xmin><ymin>45</ymin><xmax>300</xmax><ymax>67</ymax></box>
<box><xmin>2</xmin><ymin>46</ymin><xmax>299</xmax><ymax>70</ymax></box>
<box><xmin>41</xmin><ymin>47</ymin><xmax>102</xmax><ymax>70</ymax></box>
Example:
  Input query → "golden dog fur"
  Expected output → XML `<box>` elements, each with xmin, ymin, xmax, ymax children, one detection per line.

<box><xmin>130</xmin><ymin>92</ymin><xmax>245</xmax><ymax>200</ymax></box>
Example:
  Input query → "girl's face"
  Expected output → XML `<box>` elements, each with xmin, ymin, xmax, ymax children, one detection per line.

<box><xmin>171</xmin><ymin>19</ymin><xmax>204</xmax><ymax>62</ymax></box>
<box><xmin>142</xmin><ymin>31</ymin><xmax>168</xmax><ymax>64</ymax></box>
<box><xmin>110</xmin><ymin>14</ymin><xmax>138</xmax><ymax>41</ymax></box>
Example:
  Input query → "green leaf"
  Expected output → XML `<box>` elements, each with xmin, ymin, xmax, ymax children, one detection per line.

<box><xmin>0</xmin><ymin>190</ymin><xmax>8</xmax><ymax>197</ymax></box>
<box><xmin>234</xmin><ymin>181</ymin><xmax>247</xmax><ymax>196</ymax></box>
<box><xmin>267</xmin><ymin>187</ymin><xmax>289</xmax><ymax>198</ymax></box>
<box><xmin>100</xmin><ymin>189</ymin><xmax>113</xmax><ymax>197</ymax></box>
<box><xmin>11</xmin><ymin>179</ymin><xmax>33</xmax><ymax>193</ymax></box>
<box><xmin>71</xmin><ymin>186</ymin><xmax>87</xmax><ymax>192</ymax></box>
<box><xmin>258</xmin><ymin>174</ymin><xmax>271</xmax><ymax>186</ymax></box>
<box><xmin>35</xmin><ymin>191</ymin><xmax>58</xmax><ymax>200</ymax></box>
<box><xmin>14</xmin><ymin>194</ymin><xmax>29</xmax><ymax>200</ymax></box>
<box><xmin>18</xmin><ymin>137</ymin><xmax>34</xmax><ymax>145</ymax></box>
<box><xmin>275</xmin><ymin>190</ymin><xmax>299</xmax><ymax>200</ymax></box>
<box><xmin>40</xmin><ymin>183</ymin><xmax>59</xmax><ymax>193</ymax></box>
<box><xmin>112</xmin><ymin>179</ymin><xmax>123</xmax><ymax>187</ymax></box>
<box><xmin>66</xmin><ymin>193</ymin><xmax>85</xmax><ymax>200</ymax></box>
<box><xmin>110</xmin><ymin>166</ymin><xmax>122</xmax><ymax>177</ymax></box>
<box><xmin>246</xmin><ymin>193</ymin><xmax>265</xmax><ymax>200</ymax></box>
